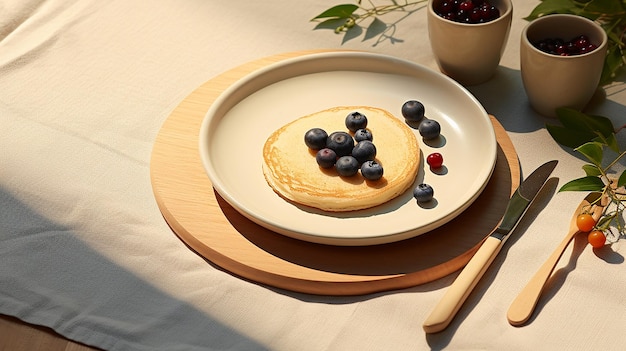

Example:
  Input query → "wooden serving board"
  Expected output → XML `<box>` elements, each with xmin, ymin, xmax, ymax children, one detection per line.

<box><xmin>149</xmin><ymin>51</ymin><xmax>520</xmax><ymax>296</ymax></box>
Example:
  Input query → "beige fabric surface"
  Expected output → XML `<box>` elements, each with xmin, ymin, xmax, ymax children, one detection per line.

<box><xmin>1</xmin><ymin>0</ymin><xmax>625</xmax><ymax>350</ymax></box>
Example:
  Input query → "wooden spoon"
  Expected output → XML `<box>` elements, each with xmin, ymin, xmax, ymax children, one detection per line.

<box><xmin>507</xmin><ymin>192</ymin><xmax>607</xmax><ymax>326</ymax></box>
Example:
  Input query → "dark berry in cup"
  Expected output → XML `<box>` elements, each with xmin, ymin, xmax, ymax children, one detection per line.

<box><xmin>434</xmin><ymin>0</ymin><xmax>500</xmax><ymax>24</ymax></box>
<box><xmin>532</xmin><ymin>35</ymin><xmax>598</xmax><ymax>56</ymax></box>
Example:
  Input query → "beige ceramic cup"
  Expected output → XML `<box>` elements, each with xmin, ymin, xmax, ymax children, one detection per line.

<box><xmin>521</xmin><ymin>14</ymin><xmax>608</xmax><ymax>117</ymax></box>
<box><xmin>427</xmin><ymin>0</ymin><xmax>513</xmax><ymax>86</ymax></box>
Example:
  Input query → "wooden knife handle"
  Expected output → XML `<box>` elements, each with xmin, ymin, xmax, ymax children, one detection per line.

<box><xmin>423</xmin><ymin>236</ymin><xmax>503</xmax><ymax>333</ymax></box>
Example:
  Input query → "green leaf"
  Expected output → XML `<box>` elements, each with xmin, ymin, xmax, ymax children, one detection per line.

<box><xmin>312</xmin><ymin>4</ymin><xmax>359</xmax><ymax>20</ymax></box>
<box><xmin>547</xmin><ymin>108</ymin><xmax>617</xmax><ymax>149</ymax></box>
<box><xmin>546</xmin><ymin>124</ymin><xmax>597</xmax><ymax>149</ymax></box>
<box><xmin>604</xmin><ymin>133</ymin><xmax>620</xmax><ymax>154</ymax></box>
<box><xmin>556</xmin><ymin>107</ymin><xmax>589</xmax><ymax>130</ymax></box>
<box><xmin>524</xmin><ymin>0</ymin><xmax>577</xmax><ymax>20</ymax></box>
<box><xmin>555</xmin><ymin>108</ymin><xmax>614</xmax><ymax>138</ymax></box>
<box><xmin>559</xmin><ymin>176</ymin><xmax>605</xmax><ymax>192</ymax></box>
<box><xmin>312</xmin><ymin>17</ymin><xmax>347</xmax><ymax>31</ymax></box>
<box><xmin>575</xmin><ymin>142</ymin><xmax>604</xmax><ymax>166</ymax></box>
<box><xmin>583</xmin><ymin>164</ymin><xmax>602</xmax><ymax>176</ymax></box>
<box><xmin>588</xmin><ymin>115</ymin><xmax>617</xmax><ymax>138</ymax></box>
<box><xmin>582</xmin><ymin>0</ymin><xmax>625</xmax><ymax>14</ymax></box>
<box><xmin>618</xmin><ymin>170</ymin><xmax>626</xmax><ymax>188</ymax></box>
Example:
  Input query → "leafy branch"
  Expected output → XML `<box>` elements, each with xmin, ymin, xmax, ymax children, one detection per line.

<box><xmin>547</xmin><ymin>107</ymin><xmax>626</xmax><ymax>242</ymax></box>
<box><xmin>311</xmin><ymin>1</ymin><xmax>427</xmax><ymax>45</ymax></box>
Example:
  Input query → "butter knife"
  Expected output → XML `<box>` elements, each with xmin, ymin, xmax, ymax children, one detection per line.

<box><xmin>423</xmin><ymin>160</ymin><xmax>558</xmax><ymax>333</ymax></box>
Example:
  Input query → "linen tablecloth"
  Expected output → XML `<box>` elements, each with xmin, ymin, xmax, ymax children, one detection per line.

<box><xmin>1</xmin><ymin>0</ymin><xmax>625</xmax><ymax>350</ymax></box>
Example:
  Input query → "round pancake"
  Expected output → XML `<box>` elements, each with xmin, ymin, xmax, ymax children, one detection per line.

<box><xmin>262</xmin><ymin>106</ymin><xmax>420</xmax><ymax>212</ymax></box>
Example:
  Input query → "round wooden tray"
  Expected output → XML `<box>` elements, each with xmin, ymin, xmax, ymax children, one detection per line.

<box><xmin>150</xmin><ymin>51</ymin><xmax>520</xmax><ymax>296</ymax></box>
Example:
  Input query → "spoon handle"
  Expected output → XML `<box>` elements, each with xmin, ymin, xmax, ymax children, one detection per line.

<box><xmin>507</xmin><ymin>196</ymin><xmax>605</xmax><ymax>326</ymax></box>
<box><xmin>506</xmin><ymin>229</ymin><xmax>579</xmax><ymax>326</ymax></box>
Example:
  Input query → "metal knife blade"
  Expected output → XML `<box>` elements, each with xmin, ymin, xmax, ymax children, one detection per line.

<box><xmin>491</xmin><ymin>159</ymin><xmax>558</xmax><ymax>240</ymax></box>
<box><xmin>422</xmin><ymin>160</ymin><xmax>558</xmax><ymax>334</ymax></box>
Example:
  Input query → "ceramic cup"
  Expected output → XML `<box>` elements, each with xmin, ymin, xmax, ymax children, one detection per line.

<box><xmin>520</xmin><ymin>14</ymin><xmax>608</xmax><ymax>117</ymax></box>
<box><xmin>427</xmin><ymin>0</ymin><xmax>513</xmax><ymax>86</ymax></box>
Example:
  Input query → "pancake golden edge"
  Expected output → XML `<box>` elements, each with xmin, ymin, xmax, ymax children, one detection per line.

<box><xmin>262</xmin><ymin>106</ymin><xmax>420</xmax><ymax>212</ymax></box>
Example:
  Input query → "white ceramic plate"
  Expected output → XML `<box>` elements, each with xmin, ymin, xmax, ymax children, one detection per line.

<box><xmin>199</xmin><ymin>52</ymin><xmax>497</xmax><ymax>246</ymax></box>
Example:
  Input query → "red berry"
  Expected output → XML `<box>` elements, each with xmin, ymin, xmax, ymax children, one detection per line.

<box><xmin>574</xmin><ymin>35</ymin><xmax>590</xmax><ymax>49</ymax></box>
<box><xmin>437</xmin><ymin>1</ymin><xmax>454</xmax><ymax>13</ymax></box>
<box><xmin>469</xmin><ymin>8</ymin><xmax>481</xmax><ymax>22</ymax></box>
<box><xmin>459</xmin><ymin>0</ymin><xmax>474</xmax><ymax>11</ymax></box>
<box><xmin>427</xmin><ymin>153</ymin><xmax>444</xmax><ymax>169</ymax></box>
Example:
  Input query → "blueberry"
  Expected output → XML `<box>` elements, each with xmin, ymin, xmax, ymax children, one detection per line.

<box><xmin>418</xmin><ymin>119</ymin><xmax>441</xmax><ymax>140</ymax></box>
<box><xmin>335</xmin><ymin>156</ymin><xmax>359</xmax><ymax>177</ymax></box>
<box><xmin>315</xmin><ymin>148</ymin><xmax>337</xmax><ymax>168</ymax></box>
<box><xmin>326</xmin><ymin>131</ymin><xmax>355</xmax><ymax>157</ymax></box>
<box><xmin>351</xmin><ymin>140</ymin><xmax>377</xmax><ymax>164</ymax></box>
<box><xmin>401</xmin><ymin>100</ymin><xmax>425</xmax><ymax>122</ymax></box>
<box><xmin>361</xmin><ymin>160</ymin><xmax>384</xmax><ymax>181</ymax></box>
<box><xmin>413</xmin><ymin>183</ymin><xmax>434</xmax><ymax>203</ymax></box>
<box><xmin>304</xmin><ymin>128</ymin><xmax>328</xmax><ymax>150</ymax></box>
<box><xmin>345</xmin><ymin>112</ymin><xmax>368</xmax><ymax>132</ymax></box>
<box><xmin>354</xmin><ymin>128</ymin><xmax>373</xmax><ymax>142</ymax></box>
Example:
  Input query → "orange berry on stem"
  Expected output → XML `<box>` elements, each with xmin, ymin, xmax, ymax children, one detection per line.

<box><xmin>576</xmin><ymin>213</ymin><xmax>596</xmax><ymax>232</ymax></box>
<box><xmin>588</xmin><ymin>230</ymin><xmax>606</xmax><ymax>248</ymax></box>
